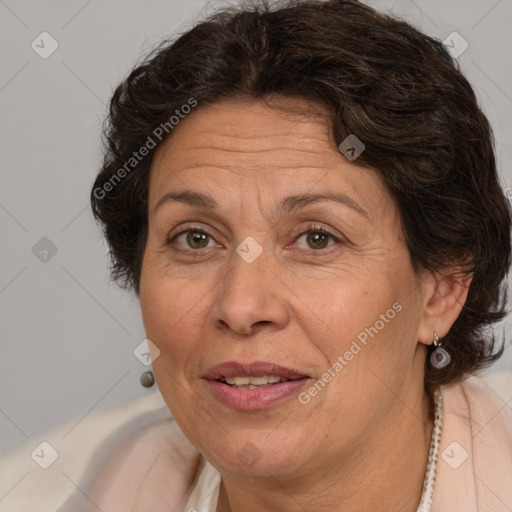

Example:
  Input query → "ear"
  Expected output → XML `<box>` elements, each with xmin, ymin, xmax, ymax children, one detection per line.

<box><xmin>416</xmin><ymin>270</ymin><xmax>473</xmax><ymax>345</ymax></box>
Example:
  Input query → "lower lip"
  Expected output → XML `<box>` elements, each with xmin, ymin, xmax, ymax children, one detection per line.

<box><xmin>204</xmin><ymin>378</ymin><xmax>310</xmax><ymax>410</ymax></box>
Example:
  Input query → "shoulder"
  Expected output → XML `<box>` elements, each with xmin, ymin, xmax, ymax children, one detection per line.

<box><xmin>432</xmin><ymin>371</ymin><xmax>512</xmax><ymax>511</ymax></box>
<box><xmin>444</xmin><ymin>371</ymin><xmax>512</xmax><ymax>437</ymax></box>
<box><xmin>81</xmin><ymin>409</ymin><xmax>202</xmax><ymax>512</ymax></box>
<box><xmin>1</xmin><ymin>391</ymin><xmax>201</xmax><ymax>512</ymax></box>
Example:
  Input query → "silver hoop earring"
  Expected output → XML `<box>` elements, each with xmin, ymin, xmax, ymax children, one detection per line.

<box><xmin>430</xmin><ymin>332</ymin><xmax>451</xmax><ymax>369</ymax></box>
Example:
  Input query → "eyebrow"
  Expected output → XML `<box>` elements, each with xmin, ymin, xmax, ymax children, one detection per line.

<box><xmin>154</xmin><ymin>190</ymin><xmax>368</xmax><ymax>218</ymax></box>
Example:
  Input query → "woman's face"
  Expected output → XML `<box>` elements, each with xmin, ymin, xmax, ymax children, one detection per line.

<box><xmin>140</xmin><ymin>98</ymin><xmax>432</xmax><ymax>477</ymax></box>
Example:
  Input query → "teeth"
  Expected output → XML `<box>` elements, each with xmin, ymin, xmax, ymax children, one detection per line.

<box><xmin>229</xmin><ymin>383</ymin><xmax>275</xmax><ymax>389</ymax></box>
<box><xmin>223</xmin><ymin>375</ymin><xmax>285</xmax><ymax>386</ymax></box>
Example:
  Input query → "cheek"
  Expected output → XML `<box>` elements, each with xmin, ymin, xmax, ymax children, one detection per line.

<box><xmin>139</xmin><ymin>257</ymin><xmax>219</xmax><ymax>379</ymax></box>
<box><xmin>293</xmin><ymin>267</ymin><xmax>399</xmax><ymax>342</ymax></box>
<box><xmin>295</xmin><ymin>264</ymin><xmax>418</xmax><ymax>385</ymax></box>
<box><xmin>141</xmin><ymin>279</ymin><xmax>199</xmax><ymax>341</ymax></box>
<box><xmin>140</xmin><ymin>261</ymin><xmax>182</xmax><ymax>342</ymax></box>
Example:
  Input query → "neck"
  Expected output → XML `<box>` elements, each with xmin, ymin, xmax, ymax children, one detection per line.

<box><xmin>216</xmin><ymin>387</ymin><xmax>434</xmax><ymax>512</ymax></box>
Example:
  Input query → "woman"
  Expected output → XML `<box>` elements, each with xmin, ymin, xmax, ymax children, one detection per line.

<box><xmin>86</xmin><ymin>0</ymin><xmax>512</xmax><ymax>510</ymax></box>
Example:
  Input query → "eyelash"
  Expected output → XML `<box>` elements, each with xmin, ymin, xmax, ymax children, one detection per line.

<box><xmin>166</xmin><ymin>223</ymin><xmax>341</xmax><ymax>255</ymax></box>
<box><xmin>295</xmin><ymin>224</ymin><xmax>340</xmax><ymax>252</ymax></box>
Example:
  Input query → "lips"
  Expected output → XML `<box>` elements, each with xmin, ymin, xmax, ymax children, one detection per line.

<box><xmin>202</xmin><ymin>360</ymin><xmax>310</xmax><ymax>381</ymax></box>
<box><xmin>202</xmin><ymin>360</ymin><xmax>311</xmax><ymax>410</ymax></box>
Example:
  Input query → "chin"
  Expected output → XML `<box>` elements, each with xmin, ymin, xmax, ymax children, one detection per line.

<box><xmin>204</xmin><ymin>434</ymin><xmax>308</xmax><ymax>478</ymax></box>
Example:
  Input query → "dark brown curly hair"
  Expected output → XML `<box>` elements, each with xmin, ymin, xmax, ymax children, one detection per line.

<box><xmin>90</xmin><ymin>0</ymin><xmax>511</xmax><ymax>389</ymax></box>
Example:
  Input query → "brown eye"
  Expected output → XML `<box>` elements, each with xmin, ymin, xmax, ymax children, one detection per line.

<box><xmin>305</xmin><ymin>232</ymin><xmax>331</xmax><ymax>250</ymax></box>
<box><xmin>295</xmin><ymin>226</ymin><xmax>338</xmax><ymax>251</ymax></box>
<box><xmin>185</xmin><ymin>230</ymin><xmax>210</xmax><ymax>249</ymax></box>
<box><xmin>167</xmin><ymin>229</ymin><xmax>215</xmax><ymax>250</ymax></box>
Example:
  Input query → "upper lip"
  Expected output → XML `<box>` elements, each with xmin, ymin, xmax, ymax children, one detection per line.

<box><xmin>203</xmin><ymin>361</ymin><xmax>310</xmax><ymax>381</ymax></box>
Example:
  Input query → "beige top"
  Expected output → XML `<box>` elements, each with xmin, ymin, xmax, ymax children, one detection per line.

<box><xmin>2</xmin><ymin>372</ymin><xmax>512</xmax><ymax>512</ymax></box>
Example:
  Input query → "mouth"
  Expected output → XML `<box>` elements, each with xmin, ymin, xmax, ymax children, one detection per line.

<box><xmin>202</xmin><ymin>361</ymin><xmax>310</xmax><ymax>409</ymax></box>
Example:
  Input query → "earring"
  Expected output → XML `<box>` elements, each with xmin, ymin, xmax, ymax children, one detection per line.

<box><xmin>140</xmin><ymin>370</ymin><xmax>155</xmax><ymax>388</ymax></box>
<box><xmin>430</xmin><ymin>332</ymin><xmax>451</xmax><ymax>369</ymax></box>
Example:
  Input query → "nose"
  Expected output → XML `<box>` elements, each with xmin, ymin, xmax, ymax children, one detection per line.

<box><xmin>210</xmin><ymin>250</ymin><xmax>290</xmax><ymax>336</ymax></box>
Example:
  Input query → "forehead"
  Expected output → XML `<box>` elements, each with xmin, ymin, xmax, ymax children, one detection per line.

<box><xmin>147</xmin><ymin>99</ymin><xmax>389</xmax><ymax>219</ymax></box>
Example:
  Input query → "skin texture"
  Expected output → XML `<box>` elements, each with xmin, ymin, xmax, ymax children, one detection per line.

<box><xmin>139</xmin><ymin>98</ymin><xmax>471</xmax><ymax>512</ymax></box>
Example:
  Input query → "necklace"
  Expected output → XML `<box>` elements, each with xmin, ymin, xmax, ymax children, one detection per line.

<box><xmin>416</xmin><ymin>387</ymin><xmax>443</xmax><ymax>512</ymax></box>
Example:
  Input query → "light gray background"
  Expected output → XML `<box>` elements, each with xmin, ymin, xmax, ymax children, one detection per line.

<box><xmin>1</xmin><ymin>0</ymin><xmax>511</xmax><ymax>458</ymax></box>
